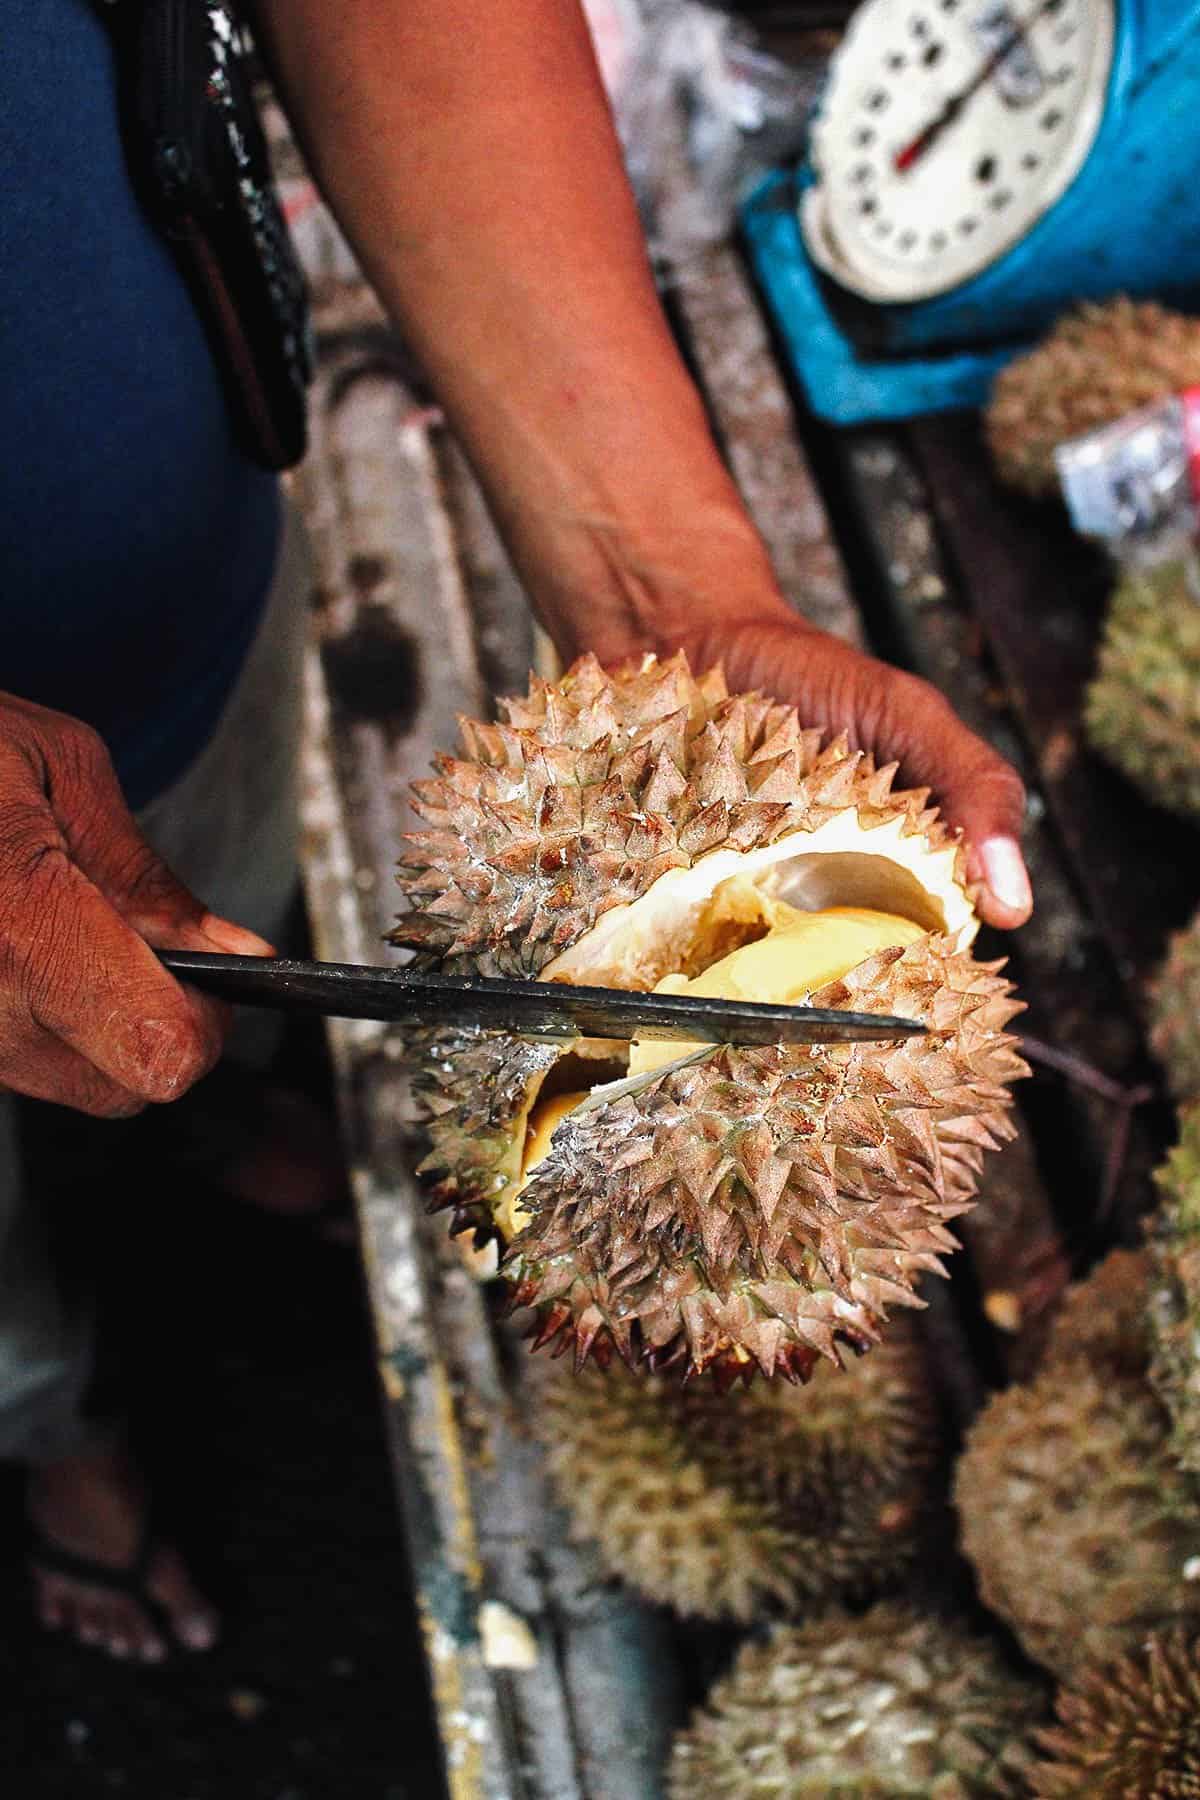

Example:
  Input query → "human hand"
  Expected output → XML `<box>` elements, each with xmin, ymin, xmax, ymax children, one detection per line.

<box><xmin>670</xmin><ymin>610</ymin><xmax>1032</xmax><ymax>931</ymax></box>
<box><xmin>0</xmin><ymin>693</ymin><xmax>273</xmax><ymax>1117</ymax></box>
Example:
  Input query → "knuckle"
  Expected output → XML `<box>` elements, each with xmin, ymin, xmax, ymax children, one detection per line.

<box><xmin>127</xmin><ymin>1014</ymin><xmax>218</xmax><ymax>1103</ymax></box>
<box><xmin>57</xmin><ymin>717</ymin><xmax>108</xmax><ymax>781</ymax></box>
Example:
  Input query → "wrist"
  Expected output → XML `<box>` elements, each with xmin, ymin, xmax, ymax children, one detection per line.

<box><xmin>527</xmin><ymin>503</ymin><xmax>799</xmax><ymax>671</ymax></box>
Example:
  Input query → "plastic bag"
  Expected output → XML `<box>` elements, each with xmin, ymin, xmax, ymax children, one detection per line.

<box><xmin>611</xmin><ymin>3</ymin><xmax>819</xmax><ymax>263</ymax></box>
<box><xmin>1055</xmin><ymin>390</ymin><xmax>1200</xmax><ymax>577</ymax></box>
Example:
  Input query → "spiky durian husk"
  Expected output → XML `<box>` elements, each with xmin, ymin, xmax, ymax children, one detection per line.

<box><xmin>398</xmin><ymin>655</ymin><xmax>1025</xmax><ymax>1380</ymax></box>
<box><xmin>1150</xmin><ymin>1106</ymin><xmax>1200</xmax><ymax>1476</ymax></box>
<box><xmin>1151</xmin><ymin>909</ymin><xmax>1200</xmax><ymax>1103</ymax></box>
<box><xmin>1043</xmin><ymin>1245</ymin><xmax>1149</xmax><ymax>1375</ymax></box>
<box><xmin>986</xmin><ymin>299</ymin><xmax>1200</xmax><ymax>498</ymax></box>
<box><xmin>1084</xmin><ymin>561</ymin><xmax>1200</xmax><ymax>820</ymax></box>
<box><xmin>1032</xmin><ymin>1630</ymin><xmax>1200</xmax><ymax>1798</ymax></box>
<box><xmin>667</xmin><ymin>1603</ymin><xmax>1044</xmax><ymax>1797</ymax></box>
<box><xmin>532</xmin><ymin>1328</ymin><xmax>940</xmax><ymax>1621</ymax></box>
<box><xmin>393</xmin><ymin>652</ymin><xmax>966</xmax><ymax>978</ymax></box>
<box><xmin>509</xmin><ymin>937</ymin><xmax>1024</xmax><ymax>1380</ymax></box>
<box><xmin>956</xmin><ymin>1250</ymin><xmax>1200</xmax><ymax>1682</ymax></box>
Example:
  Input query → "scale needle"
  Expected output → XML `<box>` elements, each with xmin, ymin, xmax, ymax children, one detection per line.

<box><xmin>893</xmin><ymin>0</ymin><xmax>1059</xmax><ymax>173</ymax></box>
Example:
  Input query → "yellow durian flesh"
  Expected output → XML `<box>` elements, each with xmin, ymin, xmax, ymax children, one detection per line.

<box><xmin>628</xmin><ymin>902</ymin><xmax>926</xmax><ymax>1079</ymax></box>
<box><xmin>503</xmin><ymin>899</ymin><xmax>926</xmax><ymax>1239</ymax></box>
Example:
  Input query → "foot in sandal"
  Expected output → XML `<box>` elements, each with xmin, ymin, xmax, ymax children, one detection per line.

<box><xmin>26</xmin><ymin>1442</ymin><xmax>219</xmax><ymax>1663</ymax></box>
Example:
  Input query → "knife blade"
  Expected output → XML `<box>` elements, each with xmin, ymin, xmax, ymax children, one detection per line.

<box><xmin>157</xmin><ymin>950</ymin><xmax>925</xmax><ymax>1045</ymax></box>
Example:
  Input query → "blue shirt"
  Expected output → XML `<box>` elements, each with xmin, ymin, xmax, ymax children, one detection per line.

<box><xmin>1</xmin><ymin>0</ymin><xmax>281</xmax><ymax>810</ymax></box>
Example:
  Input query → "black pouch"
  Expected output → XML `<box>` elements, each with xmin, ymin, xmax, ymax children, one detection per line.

<box><xmin>102</xmin><ymin>0</ymin><xmax>314</xmax><ymax>470</ymax></box>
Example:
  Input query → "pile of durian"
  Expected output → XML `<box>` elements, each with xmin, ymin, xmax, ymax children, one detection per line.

<box><xmin>394</xmin><ymin>656</ymin><xmax>1200</xmax><ymax>1795</ymax></box>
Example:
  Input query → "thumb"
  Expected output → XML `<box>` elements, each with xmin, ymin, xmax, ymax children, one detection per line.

<box><xmin>893</xmin><ymin>689</ymin><xmax>1032</xmax><ymax>930</ymax></box>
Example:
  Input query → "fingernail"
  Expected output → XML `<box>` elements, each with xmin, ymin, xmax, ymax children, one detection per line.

<box><xmin>141</xmin><ymin>1637</ymin><xmax>166</xmax><ymax>1665</ymax></box>
<box><xmin>980</xmin><ymin>837</ymin><xmax>1032</xmax><ymax>916</ymax></box>
<box><xmin>201</xmin><ymin>913</ymin><xmax>275</xmax><ymax>958</ymax></box>
<box><xmin>179</xmin><ymin>1611</ymin><xmax>218</xmax><ymax>1651</ymax></box>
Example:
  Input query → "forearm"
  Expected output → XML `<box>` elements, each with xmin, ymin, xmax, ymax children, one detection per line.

<box><xmin>254</xmin><ymin>0</ymin><xmax>791</xmax><ymax>658</ymax></box>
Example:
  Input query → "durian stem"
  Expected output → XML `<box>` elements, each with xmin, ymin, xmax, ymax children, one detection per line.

<box><xmin>1021</xmin><ymin>1034</ymin><xmax>1156</xmax><ymax>1222</ymax></box>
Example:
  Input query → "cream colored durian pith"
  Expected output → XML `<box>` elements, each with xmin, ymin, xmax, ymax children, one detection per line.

<box><xmin>986</xmin><ymin>298</ymin><xmax>1200</xmax><ymax>498</ymax></box>
<box><xmin>1150</xmin><ymin>1104</ymin><xmax>1200</xmax><ymax>1476</ymax></box>
<box><xmin>532</xmin><ymin>1326</ymin><xmax>940</xmax><ymax>1622</ymax></box>
<box><xmin>1032</xmin><ymin>1629</ymin><xmax>1200</xmax><ymax>1799</ymax></box>
<box><xmin>667</xmin><ymin>1603</ymin><xmax>1044</xmax><ymax>1798</ymax></box>
<box><xmin>1151</xmin><ymin>908</ymin><xmax>1200</xmax><ymax>1103</ymax></box>
<box><xmin>396</xmin><ymin>654</ymin><xmax>1026</xmax><ymax>1382</ymax></box>
<box><xmin>956</xmin><ymin>1250</ymin><xmax>1200</xmax><ymax>1682</ymax></box>
<box><xmin>1084</xmin><ymin>560</ymin><xmax>1200</xmax><ymax>820</ymax></box>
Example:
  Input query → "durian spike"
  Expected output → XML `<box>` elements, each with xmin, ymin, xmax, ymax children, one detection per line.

<box><xmin>530</xmin><ymin>1331</ymin><xmax>941</xmax><ymax>1622</ymax></box>
<box><xmin>1031</xmin><ymin>1629</ymin><xmax>1200</xmax><ymax>1798</ymax></box>
<box><xmin>1148</xmin><ymin>1103</ymin><xmax>1200</xmax><ymax>1474</ymax></box>
<box><xmin>667</xmin><ymin>1603</ymin><xmax>1045</xmax><ymax>1795</ymax></box>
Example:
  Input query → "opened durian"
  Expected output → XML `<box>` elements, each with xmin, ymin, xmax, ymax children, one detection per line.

<box><xmin>666</xmin><ymin>1602</ymin><xmax>1044</xmax><ymax>1797</ymax></box>
<box><xmin>986</xmin><ymin>298</ymin><xmax>1200</xmax><ymax>498</ymax></box>
<box><xmin>396</xmin><ymin>654</ymin><xmax>1026</xmax><ymax>1381</ymax></box>
<box><xmin>532</xmin><ymin>1325</ymin><xmax>940</xmax><ymax>1621</ymax></box>
<box><xmin>956</xmin><ymin>1249</ymin><xmax>1200</xmax><ymax>1681</ymax></box>
<box><xmin>1151</xmin><ymin>908</ymin><xmax>1200</xmax><ymax>1103</ymax></box>
<box><xmin>1032</xmin><ymin>1629</ymin><xmax>1200</xmax><ymax>1799</ymax></box>
<box><xmin>1150</xmin><ymin>1105</ymin><xmax>1200</xmax><ymax>1476</ymax></box>
<box><xmin>1084</xmin><ymin>559</ymin><xmax>1200</xmax><ymax>820</ymax></box>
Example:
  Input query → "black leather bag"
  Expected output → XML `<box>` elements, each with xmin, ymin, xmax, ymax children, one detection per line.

<box><xmin>102</xmin><ymin>0</ymin><xmax>314</xmax><ymax>470</ymax></box>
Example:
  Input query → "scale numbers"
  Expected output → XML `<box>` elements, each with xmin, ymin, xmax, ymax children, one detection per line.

<box><xmin>803</xmin><ymin>0</ymin><xmax>1115</xmax><ymax>301</ymax></box>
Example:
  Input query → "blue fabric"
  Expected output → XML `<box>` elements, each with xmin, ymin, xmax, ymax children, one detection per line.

<box><xmin>0</xmin><ymin>1</ymin><xmax>281</xmax><ymax>811</ymax></box>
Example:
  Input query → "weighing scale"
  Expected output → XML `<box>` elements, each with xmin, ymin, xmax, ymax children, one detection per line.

<box><xmin>741</xmin><ymin>0</ymin><xmax>1200</xmax><ymax>423</ymax></box>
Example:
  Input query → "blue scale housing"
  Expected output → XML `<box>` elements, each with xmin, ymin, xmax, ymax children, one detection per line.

<box><xmin>740</xmin><ymin>0</ymin><xmax>1200</xmax><ymax>424</ymax></box>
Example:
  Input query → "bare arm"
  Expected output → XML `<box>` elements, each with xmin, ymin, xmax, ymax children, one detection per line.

<box><xmin>254</xmin><ymin>0</ymin><xmax>1031</xmax><ymax>926</ymax></box>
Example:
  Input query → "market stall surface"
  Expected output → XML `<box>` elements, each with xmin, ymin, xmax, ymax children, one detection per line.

<box><xmin>0</xmin><ymin>1040</ymin><xmax>447</xmax><ymax>1800</ymax></box>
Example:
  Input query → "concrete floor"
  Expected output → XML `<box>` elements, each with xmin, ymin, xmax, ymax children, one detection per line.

<box><xmin>0</xmin><ymin>1030</ymin><xmax>447</xmax><ymax>1800</ymax></box>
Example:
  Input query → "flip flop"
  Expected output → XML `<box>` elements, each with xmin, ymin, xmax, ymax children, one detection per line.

<box><xmin>27</xmin><ymin>1512</ymin><xmax>178</xmax><ymax>1655</ymax></box>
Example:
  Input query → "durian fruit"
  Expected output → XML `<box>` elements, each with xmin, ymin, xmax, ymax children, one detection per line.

<box><xmin>986</xmin><ymin>298</ymin><xmax>1200</xmax><ymax>498</ymax></box>
<box><xmin>1150</xmin><ymin>1105</ymin><xmax>1200</xmax><ymax>1475</ymax></box>
<box><xmin>1084</xmin><ymin>559</ymin><xmax>1200</xmax><ymax>820</ymax></box>
<box><xmin>532</xmin><ymin>1326</ymin><xmax>940</xmax><ymax>1621</ymax></box>
<box><xmin>396</xmin><ymin>653</ymin><xmax>1026</xmax><ymax>1382</ymax></box>
<box><xmin>1042</xmin><ymin>1244</ymin><xmax>1149</xmax><ymax>1374</ymax></box>
<box><xmin>956</xmin><ymin>1249</ymin><xmax>1200</xmax><ymax>1682</ymax></box>
<box><xmin>1031</xmin><ymin>1629</ymin><xmax>1200</xmax><ymax>1798</ymax></box>
<box><xmin>1150</xmin><ymin>907</ymin><xmax>1200</xmax><ymax>1103</ymax></box>
<box><xmin>666</xmin><ymin>1602</ymin><xmax>1045</xmax><ymax>1797</ymax></box>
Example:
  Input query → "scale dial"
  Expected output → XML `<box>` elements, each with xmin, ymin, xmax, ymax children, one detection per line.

<box><xmin>802</xmin><ymin>0</ymin><xmax>1115</xmax><ymax>303</ymax></box>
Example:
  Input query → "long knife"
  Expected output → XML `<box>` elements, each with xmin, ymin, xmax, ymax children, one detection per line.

<box><xmin>157</xmin><ymin>950</ymin><xmax>925</xmax><ymax>1045</ymax></box>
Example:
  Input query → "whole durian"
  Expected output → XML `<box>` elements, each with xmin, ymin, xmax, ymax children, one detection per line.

<box><xmin>532</xmin><ymin>1327</ymin><xmax>940</xmax><ymax>1621</ymax></box>
<box><xmin>666</xmin><ymin>1603</ymin><xmax>1044</xmax><ymax>1797</ymax></box>
<box><xmin>986</xmin><ymin>298</ymin><xmax>1200</xmax><ymax>498</ymax></box>
<box><xmin>1032</xmin><ymin>1629</ymin><xmax>1200</xmax><ymax>1798</ymax></box>
<box><xmin>1150</xmin><ymin>1105</ymin><xmax>1200</xmax><ymax>1475</ymax></box>
<box><xmin>956</xmin><ymin>1249</ymin><xmax>1200</xmax><ymax>1681</ymax></box>
<box><xmin>1151</xmin><ymin>908</ymin><xmax>1200</xmax><ymax>1102</ymax></box>
<box><xmin>1084</xmin><ymin>560</ymin><xmax>1200</xmax><ymax>820</ymax></box>
<box><xmin>395</xmin><ymin>654</ymin><xmax>1026</xmax><ymax>1382</ymax></box>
